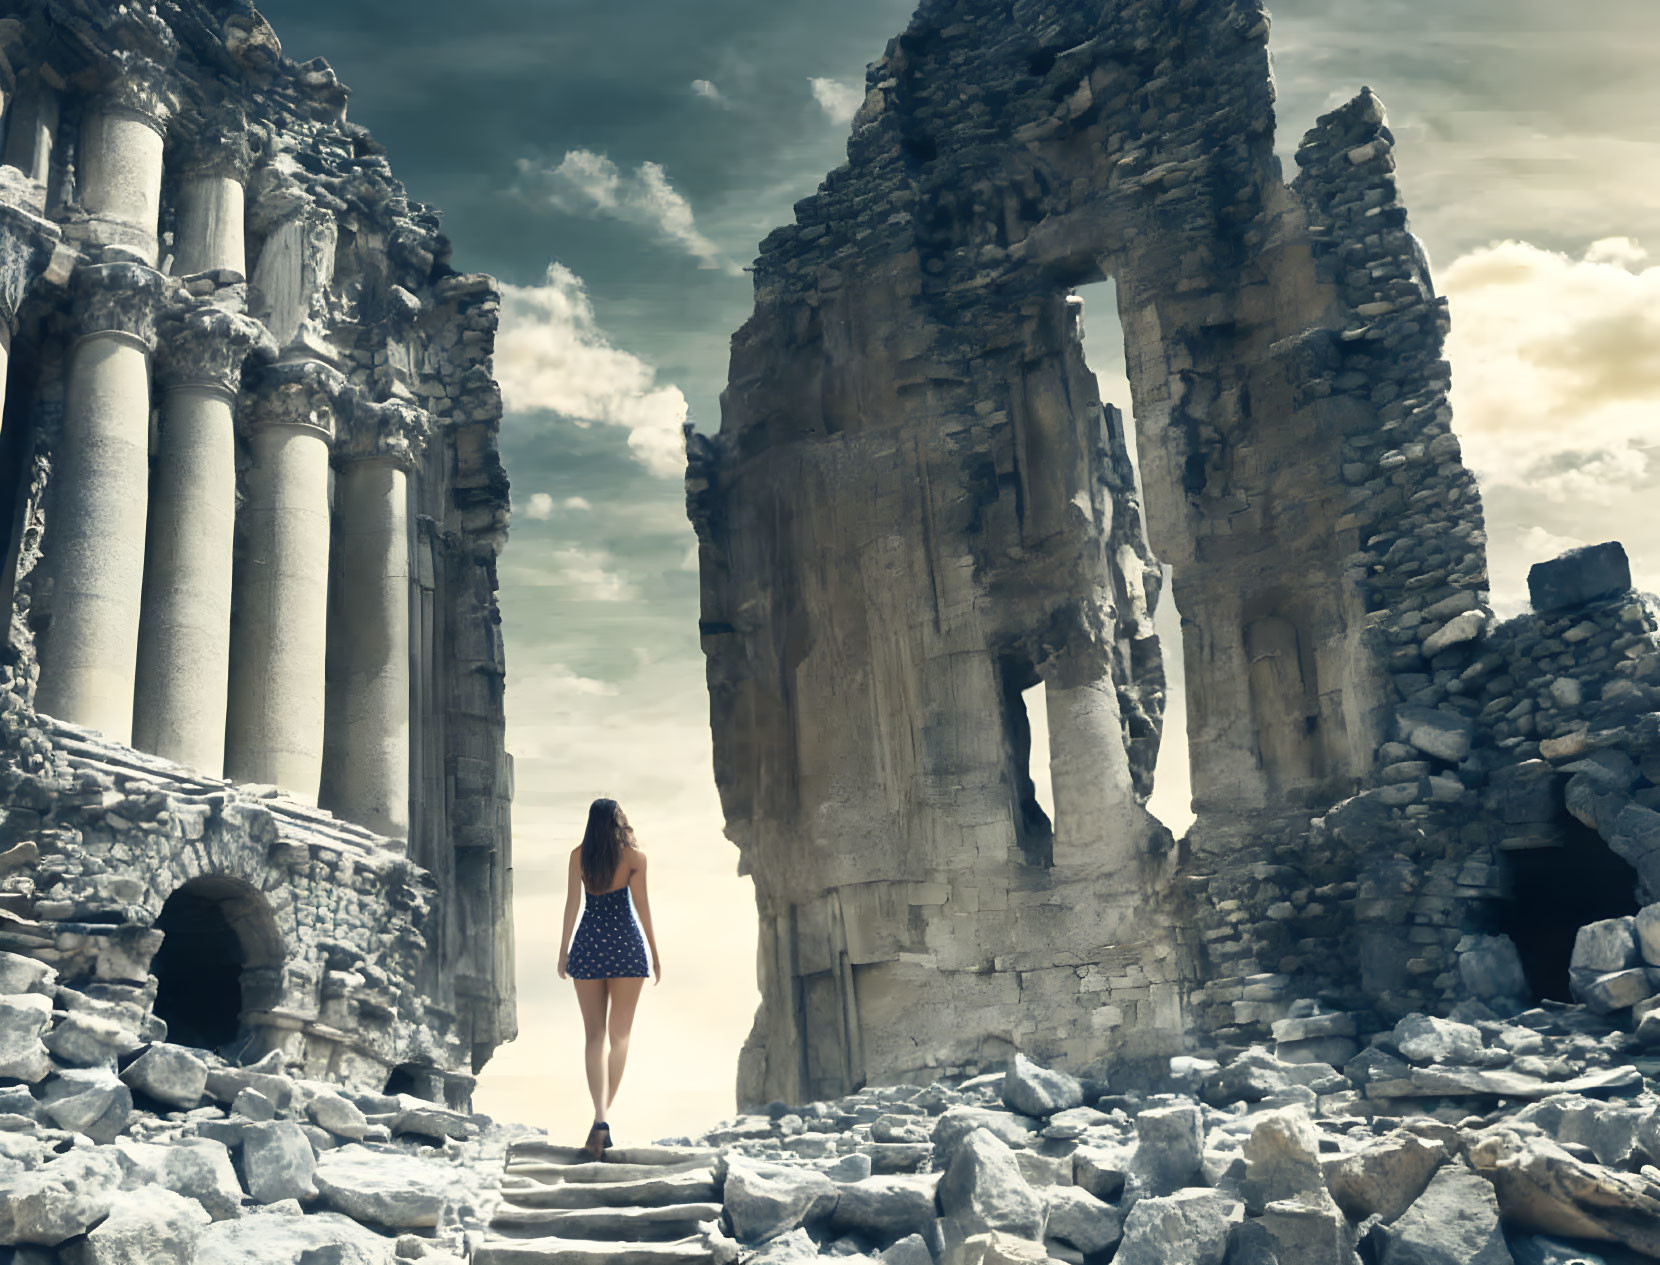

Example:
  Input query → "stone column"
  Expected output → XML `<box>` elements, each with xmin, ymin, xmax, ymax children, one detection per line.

<box><xmin>133</xmin><ymin>307</ymin><xmax>272</xmax><ymax>773</ymax></box>
<box><xmin>171</xmin><ymin>122</ymin><xmax>252</xmax><ymax>279</ymax></box>
<box><xmin>321</xmin><ymin>401</ymin><xmax>431</xmax><ymax>837</ymax></box>
<box><xmin>34</xmin><ymin>262</ymin><xmax>164</xmax><ymax>741</ymax></box>
<box><xmin>77</xmin><ymin>63</ymin><xmax>174</xmax><ymax>264</ymax></box>
<box><xmin>225</xmin><ymin>361</ymin><xmax>343</xmax><ymax>798</ymax></box>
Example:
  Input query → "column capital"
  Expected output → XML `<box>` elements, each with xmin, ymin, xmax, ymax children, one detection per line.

<box><xmin>92</xmin><ymin>53</ymin><xmax>178</xmax><ymax>136</ymax></box>
<box><xmin>242</xmin><ymin>359</ymin><xmax>349</xmax><ymax>441</ymax></box>
<box><xmin>0</xmin><ymin>201</ymin><xmax>61</xmax><ymax>333</ymax></box>
<box><xmin>173</xmin><ymin>107</ymin><xmax>256</xmax><ymax>180</ymax></box>
<box><xmin>71</xmin><ymin>261</ymin><xmax>165</xmax><ymax>351</ymax></box>
<box><xmin>336</xmin><ymin>397</ymin><xmax>433</xmax><ymax>471</ymax></box>
<box><xmin>154</xmin><ymin>303</ymin><xmax>275</xmax><ymax>398</ymax></box>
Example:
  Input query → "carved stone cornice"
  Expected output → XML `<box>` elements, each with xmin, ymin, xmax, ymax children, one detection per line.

<box><xmin>241</xmin><ymin>359</ymin><xmax>348</xmax><ymax>441</ymax></box>
<box><xmin>0</xmin><ymin>198</ymin><xmax>63</xmax><ymax>334</ymax></box>
<box><xmin>154</xmin><ymin>302</ymin><xmax>275</xmax><ymax>398</ymax></box>
<box><xmin>71</xmin><ymin>261</ymin><xmax>165</xmax><ymax>351</ymax></box>
<box><xmin>336</xmin><ymin>397</ymin><xmax>433</xmax><ymax>471</ymax></box>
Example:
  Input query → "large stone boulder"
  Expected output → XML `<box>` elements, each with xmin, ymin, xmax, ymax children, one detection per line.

<box><xmin>1043</xmin><ymin>1185</ymin><xmax>1122</xmax><ymax>1255</ymax></box>
<box><xmin>120</xmin><ymin>1042</ymin><xmax>209</xmax><ymax>1109</ymax></box>
<box><xmin>1376</xmin><ymin>1162</ymin><xmax>1512</xmax><ymax>1265</ymax></box>
<box><xmin>1392</xmin><ymin>1015</ymin><xmax>1483</xmax><ymax>1065</ymax></box>
<box><xmin>1000</xmin><ymin>1054</ymin><xmax>1083</xmax><ymax>1118</ymax></box>
<box><xmin>0</xmin><ymin>992</ymin><xmax>53</xmax><ymax>1082</ymax></box>
<box><xmin>724</xmin><ymin>1156</ymin><xmax>838</xmax><ymax>1243</ymax></box>
<box><xmin>938</xmin><ymin>1127</ymin><xmax>1046</xmax><ymax>1245</ymax></box>
<box><xmin>932</xmin><ymin>1106</ymin><xmax>1040</xmax><ymax>1169</ymax></box>
<box><xmin>238</xmin><ymin>1120</ymin><xmax>317</xmax><ymax>1204</ymax></box>
<box><xmin>198</xmin><ymin>1211</ymin><xmax>397</xmax><ymax>1265</ymax></box>
<box><xmin>112</xmin><ymin>1138</ymin><xmax>244</xmax><ymax>1221</ymax></box>
<box><xmin>313</xmin><ymin>1144</ymin><xmax>447</xmax><ymax>1228</ymax></box>
<box><xmin>1325</xmin><ymin>1129</ymin><xmax>1449</xmax><ymax>1222</ymax></box>
<box><xmin>1129</xmin><ymin>1104</ymin><xmax>1204</xmax><ymax>1197</ymax></box>
<box><xmin>1527</xmin><ymin>542</ymin><xmax>1630</xmax><ymax>613</ymax></box>
<box><xmin>0</xmin><ymin>1148</ymin><xmax>124</xmax><ymax>1246</ymax></box>
<box><xmin>1114</xmin><ymin>1189</ymin><xmax>1237</xmax><ymax>1265</ymax></box>
<box><xmin>40</xmin><ymin>1067</ymin><xmax>133</xmax><ymax>1142</ymax></box>
<box><xmin>1241</xmin><ymin>1107</ymin><xmax>1324</xmax><ymax>1211</ymax></box>
<box><xmin>1471</xmin><ymin>1130</ymin><xmax>1660</xmax><ymax>1259</ymax></box>
<box><xmin>58</xmin><ymin>1186</ymin><xmax>210</xmax><ymax>1265</ymax></box>
<box><xmin>42</xmin><ymin>1011</ymin><xmax>141</xmax><ymax>1067</ymax></box>
<box><xmin>830</xmin><ymin>1174</ymin><xmax>938</xmax><ymax>1240</ymax></box>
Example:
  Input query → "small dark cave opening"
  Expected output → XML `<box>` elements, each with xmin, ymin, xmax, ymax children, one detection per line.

<box><xmin>152</xmin><ymin>878</ymin><xmax>280</xmax><ymax>1054</ymax></box>
<box><xmin>1497</xmin><ymin>818</ymin><xmax>1639</xmax><ymax>1004</ymax></box>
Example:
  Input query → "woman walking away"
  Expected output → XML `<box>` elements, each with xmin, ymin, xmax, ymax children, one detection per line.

<box><xmin>558</xmin><ymin>797</ymin><xmax>662</xmax><ymax>1160</ymax></box>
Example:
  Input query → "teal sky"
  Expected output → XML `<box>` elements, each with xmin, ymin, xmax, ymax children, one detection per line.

<box><xmin>260</xmin><ymin>0</ymin><xmax>1660</xmax><ymax>1140</ymax></box>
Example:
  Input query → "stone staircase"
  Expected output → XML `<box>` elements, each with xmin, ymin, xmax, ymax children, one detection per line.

<box><xmin>473</xmin><ymin>1140</ymin><xmax>725</xmax><ymax>1264</ymax></box>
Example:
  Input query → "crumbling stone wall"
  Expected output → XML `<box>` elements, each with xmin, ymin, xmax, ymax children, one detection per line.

<box><xmin>0</xmin><ymin>0</ymin><xmax>514</xmax><ymax>1096</ymax></box>
<box><xmin>690</xmin><ymin>0</ymin><xmax>1660</xmax><ymax>1106</ymax></box>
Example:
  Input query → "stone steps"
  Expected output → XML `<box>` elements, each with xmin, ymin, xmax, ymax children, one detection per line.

<box><xmin>498</xmin><ymin>1168</ymin><xmax>718</xmax><ymax>1208</ymax></box>
<box><xmin>472</xmin><ymin>1238</ymin><xmax>715</xmax><ymax>1265</ymax></box>
<box><xmin>479</xmin><ymin>1138</ymin><xmax>725</xmax><ymax>1265</ymax></box>
<box><xmin>491</xmin><ymin>1202</ymin><xmax>724</xmax><ymax>1242</ymax></box>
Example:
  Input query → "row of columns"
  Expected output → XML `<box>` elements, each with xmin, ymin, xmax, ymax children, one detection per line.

<box><xmin>6</xmin><ymin>67</ymin><xmax>426</xmax><ymax>839</ymax></box>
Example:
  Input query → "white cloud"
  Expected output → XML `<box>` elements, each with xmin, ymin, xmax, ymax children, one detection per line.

<box><xmin>564</xmin><ymin>496</ymin><xmax>593</xmax><ymax>511</ymax></box>
<box><xmin>690</xmin><ymin>79</ymin><xmax>725</xmax><ymax>104</ymax></box>
<box><xmin>549</xmin><ymin>545</ymin><xmax>633</xmax><ymax>603</ymax></box>
<box><xmin>1442</xmin><ymin>238</ymin><xmax>1660</xmax><ymax>608</ymax></box>
<box><xmin>524</xmin><ymin>492</ymin><xmax>555</xmax><ymax>520</ymax></box>
<box><xmin>517</xmin><ymin>149</ymin><xmax>738</xmax><ymax>274</ymax></box>
<box><xmin>680</xmin><ymin>543</ymin><xmax>699</xmax><ymax>573</ymax></box>
<box><xmin>808</xmin><ymin>77</ymin><xmax>863</xmax><ymax>125</ymax></box>
<box><xmin>496</xmin><ymin>263</ymin><xmax>689</xmax><ymax>477</ymax></box>
<box><xmin>1444</xmin><ymin>238</ymin><xmax>1660</xmax><ymax>501</ymax></box>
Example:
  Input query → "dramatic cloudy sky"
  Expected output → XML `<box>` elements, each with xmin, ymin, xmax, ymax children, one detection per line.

<box><xmin>259</xmin><ymin>0</ymin><xmax>1658</xmax><ymax>1141</ymax></box>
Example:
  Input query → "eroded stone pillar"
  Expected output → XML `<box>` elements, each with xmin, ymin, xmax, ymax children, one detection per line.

<box><xmin>321</xmin><ymin>402</ymin><xmax>431</xmax><ymax>837</ymax></box>
<box><xmin>172</xmin><ymin>123</ymin><xmax>252</xmax><ymax>279</ymax></box>
<box><xmin>77</xmin><ymin>66</ymin><xmax>174</xmax><ymax>264</ymax></box>
<box><xmin>225</xmin><ymin>361</ymin><xmax>341</xmax><ymax>797</ymax></box>
<box><xmin>133</xmin><ymin>307</ymin><xmax>272</xmax><ymax>773</ymax></box>
<box><xmin>35</xmin><ymin>263</ymin><xmax>164</xmax><ymax>740</ymax></box>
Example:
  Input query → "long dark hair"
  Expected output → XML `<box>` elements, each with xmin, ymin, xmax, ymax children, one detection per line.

<box><xmin>580</xmin><ymin>798</ymin><xmax>634</xmax><ymax>891</ymax></box>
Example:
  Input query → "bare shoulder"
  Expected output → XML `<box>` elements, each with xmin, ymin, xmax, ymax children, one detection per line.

<box><xmin>630</xmin><ymin>847</ymin><xmax>649</xmax><ymax>872</ymax></box>
<box><xmin>568</xmin><ymin>845</ymin><xmax>581</xmax><ymax>867</ymax></box>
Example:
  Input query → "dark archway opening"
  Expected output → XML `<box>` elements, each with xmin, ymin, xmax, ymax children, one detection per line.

<box><xmin>1498</xmin><ymin>818</ymin><xmax>1639</xmax><ymax>1003</ymax></box>
<box><xmin>152</xmin><ymin>877</ymin><xmax>283</xmax><ymax>1054</ymax></box>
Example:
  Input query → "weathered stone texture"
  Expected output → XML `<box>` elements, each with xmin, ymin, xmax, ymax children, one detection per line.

<box><xmin>0</xmin><ymin>0</ymin><xmax>513</xmax><ymax>1097</ymax></box>
<box><xmin>691</xmin><ymin>0</ymin><xmax>1660</xmax><ymax>1104</ymax></box>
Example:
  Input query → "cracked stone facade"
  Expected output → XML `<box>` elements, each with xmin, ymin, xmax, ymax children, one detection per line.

<box><xmin>689</xmin><ymin>0</ymin><xmax>1660</xmax><ymax>1106</ymax></box>
<box><xmin>0</xmin><ymin>0</ymin><xmax>514</xmax><ymax>1099</ymax></box>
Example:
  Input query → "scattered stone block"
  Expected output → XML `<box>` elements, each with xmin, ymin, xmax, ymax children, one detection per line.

<box><xmin>1393</xmin><ymin>1014</ymin><xmax>1483</xmax><ymax>1065</ymax></box>
<box><xmin>239</xmin><ymin>1121</ymin><xmax>317</xmax><ymax>1204</ymax></box>
<box><xmin>724</xmin><ymin>1156</ymin><xmax>838</xmax><ymax>1243</ymax></box>
<box><xmin>938</xmin><ymin>1127</ymin><xmax>1046</xmax><ymax>1245</ymax></box>
<box><xmin>40</xmin><ymin>1067</ymin><xmax>134</xmax><ymax>1142</ymax></box>
<box><xmin>1129</xmin><ymin>1104</ymin><xmax>1204</xmax><ymax>1197</ymax></box>
<box><xmin>1115</xmin><ymin>1189</ymin><xmax>1237</xmax><ymax>1265</ymax></box>
<box><xmin>0</xmin><ymin>993</ymin><xmax>53</xmax><ymax>1082</ymax></box>
<box><xmin>313</xmin><ymin>1144</ymin><xmax>446</xmax><ymax>1228</ymax></box>
<box><xmin>1528</xmin><ymin>543</ymin><xmax>1631</xmax><ymax>613</ymax></box>
<box><xmin>1000</xmin><ymin>1053</ymin><xmax>1082</xmax><ymax>1118</ymax></box>
<box><xmin>57</xmin><ymin>1185</ymin><xmax>210</xmax><ymax>1265</ymax></box>
<box><xmin>121</xmin><ymin>1042</ymin><xmax>208</xmax><ymax>1109</ymax></box>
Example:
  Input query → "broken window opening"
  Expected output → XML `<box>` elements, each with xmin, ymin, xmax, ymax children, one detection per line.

<box><xmin>999</xmin><ymin>655</ymin><xmax>1053</xmax><ymax>867</ymax></box>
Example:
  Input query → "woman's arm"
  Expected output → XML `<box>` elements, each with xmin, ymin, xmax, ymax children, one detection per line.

<box><xmin>557</xmin><ymin>849</ymin><xmax>581</xmax><ymax>979</ymax></box>
<box><xmin>630</xmin><ymin>851</ymin><xmax>662</xmax><ymax>983</ymax></box>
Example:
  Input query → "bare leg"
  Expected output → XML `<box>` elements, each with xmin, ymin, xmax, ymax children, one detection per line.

<box><xmin>573</xmin><ymin>978</ymin><xmax>609</xmax><ymax>1123</ymax></box>
<box><xmin>604</xmin><ymin>976</ymin><xmax>647</xmax><ymax>1116</ymax></box>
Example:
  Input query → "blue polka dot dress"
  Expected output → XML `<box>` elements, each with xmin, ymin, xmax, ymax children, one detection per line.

<box><xmin>568</xmin><ymin>886</ymin><xmax>650</xmax><ymax>979</ymax></box>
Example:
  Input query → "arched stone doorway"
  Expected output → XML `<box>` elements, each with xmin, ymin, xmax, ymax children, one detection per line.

<box><xmin>151</xmin><ymin>875</ymin><xmax>284</xmax><ymax>1055</ymax></box>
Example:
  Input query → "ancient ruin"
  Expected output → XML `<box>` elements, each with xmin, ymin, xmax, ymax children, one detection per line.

<box><xmin>688</xmin><ymin>0</ymin><xmax>1660</xmax><ymax>1107</ymax></box>
<box><xmin>0</xmin><ymin>0</ymin><xmax>514</xmax><ymax>1099</ymax></box>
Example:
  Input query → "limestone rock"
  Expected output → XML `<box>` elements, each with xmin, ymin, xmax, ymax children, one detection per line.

<box><xmin>1241</xmin><ymin>1107</ymin><xmax>1324</xmax><ymax>1211</ymax></box>
<box><xmin>113</xmin><ymin>1137</ymin><xmax>244</xmax><ymax>1221</ymax></box>
<box><xmin>43</xmin><ymin>1011</ymin><xmax>142</xmax><ymax>1067</ymax></box>
<box><xmin>121</xmin><ymin>1042</ymin><xmax>208</xmax><ymax>1109</ymax></box>
<box><xmin>938</xmin><ymin>1127</ymin><xmax>1046</xmax><ymax>1245</ymax></box>
<box><xmin>1114</xmin><ymin>1189</ymin><xmax>1238</xmax><ymax>1265</ymax></box>
<box><xmin>313</xmin><ymin>1144</ymin><xmax>446</xmax><ymax>1228</ymax></box>
<box><xmin>1570</xmin><ymin>920</ymin><xmax>1640</xmax><ymax>976</ymax></box>
<box><xmin>0</xmin><ymin>952</ymin><xmax>55</xmax><ymax>995</ymax></box>
<box><xmin>1001</xmin><ymin>1054</ymin><xmax>1083</xmax><ymax>1119</ymax></box>
<box><xmin>1325</xmin><ymin>1129</ymin><xmax>1448</xmax><ymax>1222</ymax></box>
<box><xmin>1072</xmin><ymin>1145</ymin><xmax>1129</xmax><ymax>1201</ymax></box>
<box><xmin>1393</xmin><ymin>1014</ymin><xmax>1483</xmax><ymax>1065</ymax></box>
<box><xmin>239</xmin><ymin>1120</ymin><xmax>317</xmax><ymax>1204</ymax></box>
<box><xmin>0</xmin><ymin>992</ymin><xmax>53</xmax><ymax>1081</ymax></box>
<box><xmin>0</xmin><ymin>1147</ymin><xmax>124</xmax><ymax>1246</ymax></box>
<box><xmin>1129</xmin><ymin>1104</ymin><xmax>1204</xmax><ymax>1197</ymax></box>
<box><xmin>1042</xmin><ymin>1185</ymin><xmax>1121</xmax><ymax>1255</ymax></box>
<box><xmin>40</xmin><ymin>1067</ymin><xmax>134</xmax><ymax>1142</ymax></box>
<box><xmin>197</xmin><ymin>1211</ymin><xmax>398</xmax><ymax>1264</ymax></box>
<box><xmin>1376</xmin><ymin>1162</ymin><xmax>1512</xmax><ymax>1265</ymax></box>
<box><xmin>747</xmin><ymin>1226</ymin><xmax>820</xmax><ymax>1263</ymax></box>
<box><xmin>830</xmin><ymin>1174</ymin><xmax>938</xmax><ymax>1239</ymax></box>
<box><xmin>309</xmin><ymin>1092</ymin><xmax>371</xmax><ymax>1140</ymax></box>
<box><xmin>1471</xmin><ymin>1131</ymin><xmax>1660</xmax><ymax>1259</ymax></box>
<box><xmin>881</xmin><ymin>1233</ymin><xmax>934</xmax><ymax>1265</ymax></box>
<box><xmin>58</xmin><ymin>1185</ymin><xmax>210</xmax><ymax>1265</ymax></box>
<box><xmin>933</xmin><ymin>1107</ymin><xmax>1039</xmax><ymax>1168</ymax></box>
<box><xmin>1636</xmin><ymin>905</ymin><xmax>1660</xmax><ymax>967</ymax></box>
<box><xmin>1527</xmin><ymin>543</ymin><xmax>1631</xmax><ymax>612</ymax></box>
<box><xmin>1237</xmin><ymin>1199</ymin><xmax>1358</xmax><ymax>1265</ymax></box>
<box><xmin>1395</xmin><ymin>707</ymin><xmax>1476</xmax><ymax>763</ymax></box>
<box><xmin>724</xmin><ymin>1156</ymin><xmax>838</xmax><ymax>1243</ymax></box>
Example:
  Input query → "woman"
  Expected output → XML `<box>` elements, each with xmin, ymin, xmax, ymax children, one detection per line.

<box><xmin>557</xmin><ymin>797</ymin><xmax>662</xmax><ymax>1159</ymax></box>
